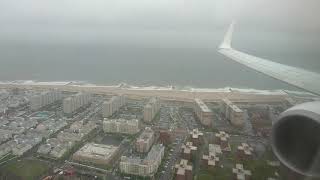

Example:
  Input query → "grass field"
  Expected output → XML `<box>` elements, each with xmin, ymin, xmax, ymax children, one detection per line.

<box><xmin>0</xmin><ymin>159</ymin><xmax>51</xmax><ymax>180</ymax></box>
<box><xmin>198</xmin><ymin>173</ymin><xmax>213</xmax><ymax>180</ymax></box>
<box><xmin>198</xmin><ymin>168</ymin><xmax>232</xmax><ymax>180</ymax></box>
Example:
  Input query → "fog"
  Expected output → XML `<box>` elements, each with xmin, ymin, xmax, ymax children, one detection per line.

<box><xmin>0</xmin><ymin>0</ymin><xmax>319</xmax><ymax>43</ymax></box>
<box><xmin>0</xmin><ymin>0</ymin><xmax>319</xmax><ymax>89</ymax></box>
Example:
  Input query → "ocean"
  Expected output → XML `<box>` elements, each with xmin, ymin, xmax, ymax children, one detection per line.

<box><xmin>0</xmin><ymin>0</ymin><xmax>319</xmax><ymax>91</ymax></box>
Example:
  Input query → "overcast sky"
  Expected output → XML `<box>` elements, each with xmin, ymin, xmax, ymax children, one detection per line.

<box><xmin>0</xmin><ymin>0</ymin><xmax>319</xmax><ymax>44</ymax></box>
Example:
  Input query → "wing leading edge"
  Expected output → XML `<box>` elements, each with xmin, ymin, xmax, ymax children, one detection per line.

<box><xmin>218</xmin><ymin>23</ymin><xmax>320</xmax><ymax>96</ymax></box>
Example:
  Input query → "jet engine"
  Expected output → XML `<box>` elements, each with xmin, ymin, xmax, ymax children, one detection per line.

<box><xmin>271</xmin><ymin>101</ymin><xmax>320</xmax><ymax>177</ymax></box>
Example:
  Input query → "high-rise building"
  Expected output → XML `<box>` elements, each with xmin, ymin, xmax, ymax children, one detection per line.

<box><xmin>62</xmin><ymin>92</ymin><xmax>91</xmax><ymax>115</ymax></box>
<box><xmin>62</xmin><ymin>97</ymin><xmax>72</xmax><ymax>114</ymax></box>
<box><xmin>135</xmin><ymin>127</ymin><xmax>155</xmax><ymax>153</ymax></box>
<box><xmin>103</xmin><ymin>118</ymin><xmax>140</xmax><ymax>135</ymax></box>
<box><xmin>194</xmin><ymin>98</ymin><xmax>214</xmax><ymax>126</ymax></box>
<box><xmin>30</xmin><ymin>95</ymin><xmax>41</xmax><ymax>110</ymax></box>
<box><xmin>120</xmin><ymin>144</ymin><xmax>165</xmax><ymax>177</ymax></box>
<box><xmin>102</xmin><ymin>95</ymin><xmax>126</xmax><ymax>118</ymax></box>
<box><xmin>143</xmin><ymin>104</ymin><xmax>153</xmax><ymax>122</ymax></box>
<box><xmin>30</xmin><ymin>90</ymin><xmax>62</xmax><ymax>111</ymax></box>
<box><xmin>222</xmin><ymin>99</ymin><xmax>245</xmax><ymax>127</ymax></box>
<box><xmin>143</xmin><ymin>97</ymin><xmax>160</xmax><ymax>122</ymax></box>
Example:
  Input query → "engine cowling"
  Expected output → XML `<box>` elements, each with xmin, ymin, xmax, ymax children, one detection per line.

<box><xmin>271</xmin><ymin>101</ymin><xmax>320</xmax><ymax>177</ymax></box>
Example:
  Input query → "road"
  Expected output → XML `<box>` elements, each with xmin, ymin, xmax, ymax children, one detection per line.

<box><xmin>159</xmin><ymin>135</ymin><xmax>186</xmax><ymax>180</ymax></box>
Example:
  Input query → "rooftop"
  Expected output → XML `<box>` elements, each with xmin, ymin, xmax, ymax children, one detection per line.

<box><xmin>209</xmin><ymin>144</ymin><xmax>222</xmax><ymax>155</ymax></box>
<box><xmin>223</xmin><ymin>99</ymin><xmax>243</xmax><ymax>113</ymax></box>
<box><xmin>190</xmin><ymin>128</ymin><xmax>204</xmax><ymax>139</ymax></box>
<box><xmin>215</xmin><ymin>131</ymin><xmax>230</xmax><ymax>141</ymax></box>
<box><xmin>137</xmin><ymin>127</ymin><xmax>154</xmax><ymax>142</ymax></box>
<box><xmin>195</xmin><ymin>98</ymin><xmax>212</xmax><ymax>112</ymax></box>
<box><xmin>74</xmin><ymin>143</ymin><xmax>118</xmax><ymax>160</ymax></box>
<box><xmin>232</xmin><ymin>163</ymin><xmax>252</xmax><ymax>180</ymax></box>
<box><xmin>175</xmin><ymin>159</ymin><xmax>192</xmax><ymax>175</ymax></box>
<box><xmin>238</xmin><ymin>143</ymin><xmax>254</xmax><ymax>155</ymax></box>
<box><xmin>203</xmin><ymin>152</ymin><xmax>220</xmax><ymax>166</ymax></box>
<box><xmin>104</xmin><ymin>118</ymin><xmax>139</xmax><ymax>125</ymax></box>
<box><xmin>143</xmin><ymin>144</ymin><xmax>164</xmax><ymax>163</ymax></box>
<box><xmin>121</xmin><ymin>144</ymin><xmax>164</xmax><ymax>165</ymax></box>
<box><xmin>182</xmin><ymin>142</ymin><xmax>197</xmax><ymax>154</ymax></box>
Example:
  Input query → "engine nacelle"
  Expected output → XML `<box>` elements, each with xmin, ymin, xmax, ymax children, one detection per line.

<box><xmin>271</xmin><ymin>101</ymin><xmax>320</xmax><ymax>177</ymax></box>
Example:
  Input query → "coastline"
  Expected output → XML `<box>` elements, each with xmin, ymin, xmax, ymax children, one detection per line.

<box><xmin>0</xmin><ymin>80</ymin><xmax>316</xmax><ymax>103</ymax></box>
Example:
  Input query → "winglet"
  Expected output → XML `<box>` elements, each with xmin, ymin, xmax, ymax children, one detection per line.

<box><xmin>219</xmin><ymin>21</ymin><xmax>235</xmax><ymax>49</ymax></box>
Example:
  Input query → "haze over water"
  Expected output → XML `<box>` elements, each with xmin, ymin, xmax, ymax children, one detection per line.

<box><xmin>0</xmin><ymin>0</ymin><xmax>319</xmax><ymax>90</ymax></box>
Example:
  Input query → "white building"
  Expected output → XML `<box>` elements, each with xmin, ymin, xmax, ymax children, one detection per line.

<box><xmin>143</xmin><ymin>97</ymin><xmax>160</xmax><ymax>122</ymax></box>
<box><xmin>30</xmin><ymin>90</ymin><xmax>62</xmax><ymax>110</ymax></box>
<box><xmin>135</xmin><ymin>127</ymin><xmax>155</xmax><ymax>153</ymax></box>
<box><xmin>72</xmin><ymin>143</ymin><xmax>119</xmax><ymax>165</ymax></box>
<box><xmin>103</xmin><ymin>118</ymin><xmax>140</xmax><ymax>135</ymax></box>
<box><xmin>120</xmin><ymin>144</ymin><xmax>165</xmax><ymax>177</ymax></box>
<box><xmin>194</xmin><ymin>98</ymin><xmax>214</xmax><ymax>126</ymax></box>
<box><xmin>102</xmin><ymin>95</ymin><xmax>126</xmax><ymax>118</ymax></box>
<box><xmin>222</xmin><ymin>99</ymin><xmax>245</xmax><ymax>126</ymax></box>
<box><xmin>63</xmin><ymin>92</ymin><xmax>91</xmax><ymax>115</ymax></box>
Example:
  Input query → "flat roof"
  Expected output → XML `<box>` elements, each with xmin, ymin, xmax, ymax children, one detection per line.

<box><xmin>175</xmin><ymin>159</ymin><xmax>192</xmax><ymax>175</ymax></box>
<box><xmin>195</xmin><ymin>98</ymin><xmax>212</xmax><ymax>112</ymax></box>
<box><xmin>74</xmin><ymin>143</ymin><xmax>118</xmax><ymax>160</ymax></box>
<box><xmin>209</xmin><ymin>144</ymin><xmax>222</xmax><ymax>154</ymax></box>
<box><xmin>137</xmin><ymin>127</ymin><xmax>154</xmax><ymax>142</ymax></box>
<box><xmin>223</xmin><ymin>99</ymin><xmax>243</xmax><ymax>113</ymax></box>
<box><xmin>105</xmin><ymin>118</ymin><xmax>139</xmax><ymax>125</ymax></box>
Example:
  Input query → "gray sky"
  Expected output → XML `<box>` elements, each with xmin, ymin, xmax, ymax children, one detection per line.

<box><xmin>0</xmin><ymin>0</ymin><xmax>319</xmax><ymax>45</ymax></box>
<box><xmin>0</xmin><ymin>0</ymin><xmax>319</xmax><ymax>87</ymax></box>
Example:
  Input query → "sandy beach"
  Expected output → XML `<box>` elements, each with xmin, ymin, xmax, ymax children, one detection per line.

<box><xmin>0</xmin><ymin>81</ymin><xmax>294</xmax><ymax>103</ymax></box>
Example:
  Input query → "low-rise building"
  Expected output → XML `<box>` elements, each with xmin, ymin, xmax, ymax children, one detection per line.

<box><xmin>35</xmin><ymin>118</ymin><xmax>68</xmax><ymax>138</ymax></box>
<box><xmin>202</xmin><ymin>144</ymin><xmax>222</xmax><ymax>169</ymax></box>
<box><xmin>143</xmin><ymin>97</ymin><xmax>160</xmax><ymax>122</ymax></box>
<box><xmin>232</xmin><ymin>163</ymin><xmax>252</xmax><ymax>180</ymax></box>
<box><xmin>103</xmin><ymin>118</ymin><xmax>140</xmax><ymax>135</ymax></box>
<box><xmin>72</xmin><ymin>143</ymin><xmax>119</xmax><ymax>166</ymax></box>
<box><xmin>38</xmin><ymin>138</ymin><xmax>75</xmax><ymax>159</ymax></box>
<box><xmin>175</xmin><ymin>159</ymin><xmax>193</xmax><ymax>180</ymax></box>
<box><xmin>215</xmin><ymin>131</ymin><xmax>231</xmax><ymax>151</ymax></box>
<box><xmin>209</xmin><ymin>144</ymin><xmax>222</xmax><ymax>155</ymax></box>
<box><xmin>9</xmin><ymin>131</ymin><xmax>43</xmax><ymax>156</ymax></box>
<box><xmin>194</xmin><ymin>98</ymin><xmax>213</xmax><ymax>126</ymax></box>
<box><xmin>37</xmin><ymin>121</ymin><xmax>97</xmax><ymax>159</ymax></box>
<box><xmin>237</xmin><ymin>143</ymin><xmax>254</xmax><ymax>160</ymax></box>
<box><xmin>120</xmin><ymin>144</ymin><xmax>165</xmax><ymax>177</ymax></box>
<box><xmin>0</xmin><ymin>129</ymin><xmax>13</xmax><ymax>144</ymax></box>
<box><xmin>135</xmin><ymin>127</ymin><xmax>155</xmax><ymax>153</ymax></box>
<box><xmin>189</xmin><ymin>128</ymin><xmax>203</xmax><ymax>146</ymax></box>
<box><xmin>222</xmin><ymin>99</ymin><xmax>245</xmax><ymax>127</ymax></box>
<box><xmin>181</xmin><ymin>142</ymin><xmax>197</xmax><ymax>160</ymax></box>
<box><xmin>202</xmin><ymin>152</ymin><xmax>220</xmax><ymax>169</ymax></box>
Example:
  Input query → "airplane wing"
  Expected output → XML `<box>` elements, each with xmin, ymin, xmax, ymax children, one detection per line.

<box><xmin>218</xmin><ymin>22</ymin><xmax>320</xmax><ymax>96</ymax></box>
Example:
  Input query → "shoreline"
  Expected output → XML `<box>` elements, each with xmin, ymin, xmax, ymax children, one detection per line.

<box><xmin>0</xmin><ymin>80</ymin><xmax>310</xmax><ymax>103</ymax></box>
<box><xmin>0</xmin><ymin>80</ymin><xmax>299</xmax><ymax>94</ymax></box>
